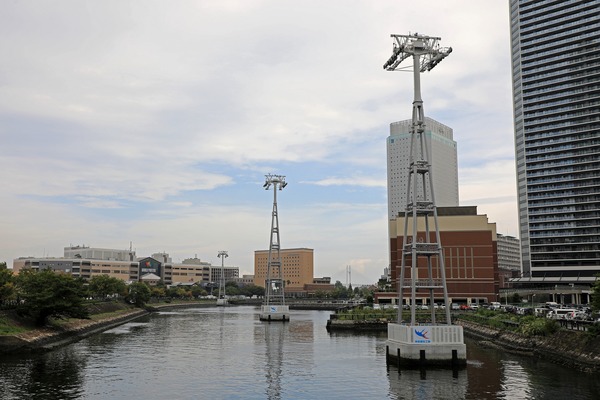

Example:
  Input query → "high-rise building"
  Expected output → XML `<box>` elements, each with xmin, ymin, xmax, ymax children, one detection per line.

<box><xmin>496</xmin><ymin>234</ymin><xmax>522</xmax><ymax>271</ymax></box>
<box><xmin>387</xmin><ymin>116</ymin><xmax>459</xmax><ymax>219</ymax></box>
<box><xmin>509</xmin><ymin>0</ymin><xmax>600</xmax><ymax>284</ymax></box>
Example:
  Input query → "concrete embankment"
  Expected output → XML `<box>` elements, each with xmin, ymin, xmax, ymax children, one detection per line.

<box><xmin>326</xmin><ymin>318</ymin><xmax>388</xmax><ymax>332</ymax></box>
<box><xmin>0</xmin><ymin>308</ymin><xmax>148</xmax><ymax>354</ymax></box>
<box><xmin>457</xmin><ymin>320</ymin><xmax>600</xmax><ymax>374</ymax></box>
<box><xmin>0</xmin><ymin>301</ymin><xmax>219</xmax><ymax>355</ymax></box>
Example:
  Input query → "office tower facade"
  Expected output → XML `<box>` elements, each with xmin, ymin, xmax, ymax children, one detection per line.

<box><xmin>387</xmin><ymin>116</ymin><xmax>459</xmax><ymax>219</ymax></box>
<box><xmin>496</xmin><ymin>234</ymin><xmax>522</xmax><ymax>272</ymax></box>
<box><xmin>254</xmin><ymin>248</ymin><xmax>314</xmax><ymax>290</ymax></box>
<box><xmin>510</xmin><ymin>0</ymin><xmax>600</xmax><ymax>283</ymax></box>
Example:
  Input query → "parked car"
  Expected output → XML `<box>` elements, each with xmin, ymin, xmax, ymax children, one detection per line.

<box><xmin>451</xmin><ymin>303</ymin><xmax>460</xmax><ymax>310</ymax></box>
<box><xmin>460</xmin><ymin>304</ymin><xmax>471</xmax><ymax>311</ymax></box>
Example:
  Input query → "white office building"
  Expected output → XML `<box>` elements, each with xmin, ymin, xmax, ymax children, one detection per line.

<box><xmin>64</xmin><ymin>245</ymin><xmax>136</xmax><ymax>261</ymax></box>
<box><xmin>387</xmin><ymin>116</ymin><xmax>459</xmax><ymax>219</ymax></box>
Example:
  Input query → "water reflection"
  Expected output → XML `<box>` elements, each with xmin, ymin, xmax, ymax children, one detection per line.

<box><xmin>0</xmin><ymin>348</ymin><xmax>86</xmax><ymax>400</ymax></box>
<box><xmin>263</xmin><ymin>323</ymin><xmax>285</xmax><ymax>400</ymax></box>
<box><xmin>1</xmin><ymin>308</ymin><xmax>599</xmax><ymax>400</ymax></box>
<box><xmin>387</xmin><ymin>366</ymin><xmax>468</xmax><ymax>400</ymax></box>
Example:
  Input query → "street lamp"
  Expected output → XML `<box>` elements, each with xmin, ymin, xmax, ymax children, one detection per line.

<box><xmin>217</xmin><ymin>250</ymin><xmax>228</xmax><ymax>306</ymax></box>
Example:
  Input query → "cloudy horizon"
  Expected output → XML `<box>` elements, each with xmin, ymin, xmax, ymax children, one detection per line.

<box><xmin>0</xmin><ymin>0</ymin><xmax>517</xmax><ymax>284</ymax></box>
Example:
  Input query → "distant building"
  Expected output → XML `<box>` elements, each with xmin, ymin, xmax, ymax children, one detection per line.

<box><xmin>382</xmin><ymin>206</ymin><xmax>499</xmax><ymax>305</ymax></box>
<box><xmin>210</xmin><ymin>265</ymin><xmax>239</xmax><ymax>284</ymax></box>
<box><xmin>235</xmin><ymin>274</ymin><xmax>255</xmax><ymax>286</ymax></box>
<box><xmin>163</xmin><ymin>256</ymin><xmax>211</xmax><ymax>286</ymax></box>
<box><xmin>12</xmin><ymin>248</ymin><xmax>238</xmax><ymax>287</ymax></box>
<box><xmin>496</xmin><ymin>234</ymin><xmax>521</xmax><ymax>272</ymax></box>
<box><xmin>12</xmin><ymin>257</ymin><xmax>139</xmax><ymax>282</ymax></box>
<box><xmin>387</xmin><ymin>117</ymin><xmax>459</xmax><ymax>219</ymax></box>
<box><xmin>64</xmin><ymin>245</ymin><xmax>135</xmax><ymax>261</ymax></box>
<box><xmin>163</xmin><ymin>256</ymin><xmax>238</xmax><ymax>286</ymax></box>
<box><xmin>254</xmin><ymin>248</ymin><xmax>314</xmax><ymax>290</ymax></box>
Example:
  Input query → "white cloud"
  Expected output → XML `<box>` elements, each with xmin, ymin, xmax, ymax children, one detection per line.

<box><xmin>0</xmin><ymin>0</ymin><xmax>517</xmax><ymax>283</ymax></box>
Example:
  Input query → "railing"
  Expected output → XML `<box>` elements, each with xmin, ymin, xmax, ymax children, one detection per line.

<box><xmin>399</xmin><ymin>278</ymin><xmax>444</xmax><ymax>288</ymax></box>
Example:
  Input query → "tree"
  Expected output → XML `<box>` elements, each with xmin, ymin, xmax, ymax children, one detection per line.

<box><xmin>88</xmin><ymin>275</ymin><xmax>127</xmax><ymax>299</ymax></box>
<box><xmin>0</xmin><ymin>264</ymin><xmax>16</xmax><ymax>303</ymax></box>
<box><xmin>190</xmin><ymin>286</ymin><xmax>204</xmax><ymax>298</ymax></box>
<box><xmin>151</xmin><ymin>286</ymin><xmax>166</xmax><ymax>298</ymax></box>
<box><xmin>511</xmin><ymin>293</ymin><xmax>522</xmax><ymax>304</ymax></box>
<box><xmin>126</xmin><ymin>282</ymin><xmax>151</xmax><ymax>307</ymax></box>
<box><xmin>591</xmin><ymin>274</ymin><xmax>600</xmax><ymax>313</ymax></box>
<box><xmin>16</xmin><ymin>269</ymin><xmax>89</xmax><ymax>326</ymax></box>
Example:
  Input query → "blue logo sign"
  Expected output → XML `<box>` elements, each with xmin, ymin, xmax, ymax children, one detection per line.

<box><xmin>414</xmin><ymin>328</ymin><xmax>431</xmax><ymax>343</ymax></box>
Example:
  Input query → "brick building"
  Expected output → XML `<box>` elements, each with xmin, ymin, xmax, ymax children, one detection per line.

<box><xmin>381</xmin><ymin>206</ymin><xmax>499</xmax><ymax>305</ymax></box>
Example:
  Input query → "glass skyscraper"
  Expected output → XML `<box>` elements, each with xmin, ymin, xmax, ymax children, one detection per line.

<box><xmin>510</xmin><ymin>0</ymin><xmax>600</xmax><ymax>284</ymax></box>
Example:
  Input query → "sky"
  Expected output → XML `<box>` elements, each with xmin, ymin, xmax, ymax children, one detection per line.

<box><xmin>0</xmin><ymin>0</ymin><xmax>517</xmax><ymax>285</ymax></box>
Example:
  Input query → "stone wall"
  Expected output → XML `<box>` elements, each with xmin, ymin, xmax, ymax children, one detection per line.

<box><xmin>457</xmin><ymin>320</ymin><xmax>600</xmax><ymax>374</ymax></box>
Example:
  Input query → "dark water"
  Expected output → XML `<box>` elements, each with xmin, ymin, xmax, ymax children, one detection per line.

<box><xmin>1</xmin><ymin>306</ymin><xmax>598</xmax><ymax>399</ymax></box>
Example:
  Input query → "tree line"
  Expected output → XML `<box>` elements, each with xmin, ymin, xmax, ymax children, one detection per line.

<box><xmin>0</xmin><ymin>263</ymin><xmax>264</xmax><ymax>326</ymax></box>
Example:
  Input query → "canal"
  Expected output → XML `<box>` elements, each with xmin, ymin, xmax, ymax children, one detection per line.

<box><xmin>1</xmin><ymin>306</ymin><xmax>598</xmax><ymax>399</ymax></box>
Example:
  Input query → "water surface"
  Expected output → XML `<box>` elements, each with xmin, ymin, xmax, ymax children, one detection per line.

<box><xmin>1</xmin><ymin>306</ymin><xmax>598</xmax><ymax>399</ymax></box>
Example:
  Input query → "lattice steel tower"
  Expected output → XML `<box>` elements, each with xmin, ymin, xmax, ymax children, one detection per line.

<box><xmin>260</xmin><ymin>174</ymin><xmax>289</xmax><ymax>321</ymax></box>
<box><xmin>384</xmin><ymin>33</ymin><xmax>453</xmax><ymax>326</ymax></box>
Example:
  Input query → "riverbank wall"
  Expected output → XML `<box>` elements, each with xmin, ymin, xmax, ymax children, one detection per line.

<box><xmin>457</xmin><ymin>320</ymin><xmax>600</xmax><ymax>374</ymax></box>
<box><xmin>326</xmin><ymin>318</ymin><xmax>388</xmax><ymax>331</ymax></box>
<box><xmin>0</xmin><ymin>307</ymin><xmax>148</xmax><ymax>355</ymax></box>
<box><xmin>0</xmin><ymin>301</ymin><xmax>222</xmax><ymax>355</ymax></box>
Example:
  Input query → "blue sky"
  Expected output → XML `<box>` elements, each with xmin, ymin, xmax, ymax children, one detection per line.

<box><xmin>0</xmin><ymin>0</ymin><xmax>517</xmax><ymax>284</ymax></box>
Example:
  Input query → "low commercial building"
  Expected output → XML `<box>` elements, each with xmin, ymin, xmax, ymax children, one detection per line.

<box><xmin>381</xmin><ymin>206</ymin><xmax>499</xmax><ymax>305</ymax></box>
<box><xmin>12</xmin><ymin>257</ymin><xmax>139</xmax><ymax>282</ymax></box>
<box><xmin>12</xmin><ymin>247</ymin><xmax>239</xmax><ymax>287</ymax></box>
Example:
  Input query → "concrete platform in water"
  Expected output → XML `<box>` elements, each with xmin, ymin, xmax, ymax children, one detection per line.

<box><xmin>386</xmin><ymin>323</ymin><xmax>466</xmax><ymax>368</ymax></box>
<box><xmin>216</xmin><ymin>298</ymin><xmax>229</xmax><ymax>306</ymax></box>
<box><xmin>259</xmin><ymin>305</ymin><xmax>290</xmax><ymax>322</ymax></box>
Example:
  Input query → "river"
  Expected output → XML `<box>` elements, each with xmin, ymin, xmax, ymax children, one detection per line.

<box><xmin>1</xmin><ymin>306</ymin><xmax>598</xmax><ymax>399</ymax></box>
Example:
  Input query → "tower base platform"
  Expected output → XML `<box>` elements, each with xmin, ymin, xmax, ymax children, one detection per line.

<box><xmin>386</xmin><ymin>323</ymin><xmax>466</xmax><ymax>368</ymax></box>
<box><xmin>259</xmin><ymin>305</ymin><xmax>290</xmax><ymax>322</ymax></box>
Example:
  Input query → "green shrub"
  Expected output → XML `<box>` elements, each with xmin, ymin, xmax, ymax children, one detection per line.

<box><xmin>520</xmin><ymin>318</ymin><xmax>559</xmax><ymax>337</ymax></box>
<box><xmin>586</xmin><ymin>323</ymin><xmax>600</xmax><ymax>338</ymax></box>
